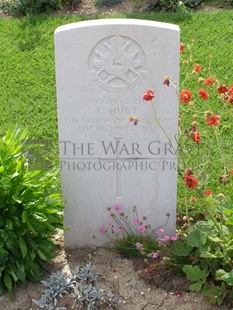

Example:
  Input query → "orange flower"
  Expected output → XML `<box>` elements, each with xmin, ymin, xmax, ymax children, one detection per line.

<box><xmin>204</xmin><ymin>189</ymin><xmax>213</xmax><ymax>196</ymax></box>
<box><xmin>184</xmin><ymin>174</ymin><xmax>199</xmax><ymax>190</ymax></box>
<box><xmin>204</xmin><ymin>76</ymin><xmax>214</xmax><ymax>85</ymax></box>
<box><xmin>180</xmin><ymin>43</ymin><xmax>185</xmax><ymax>53</ymax></box>
<box><xmin>143</xmin><ymin>89</ymin><xmax>155</xmax><ymax>101</ymax></box>
<box><xmin>217</xmin><ymin>84</ymin><xmax>228</xmax><ymax>94</ymax></box>
<box><xmin>191</xmin><ymin>131</ymin><xmax>201</xmax><ymax>144</ymax></box>
<box><xmin>205</xmin><ymin>112</ymin><xmax>221</xmax><ymax>126</ymax></box>
<box><xmin>198</xmin><ymin>89</ymin><xmax>209</xmax><ymax>100</ymax></box>
<box><xmin>230</xmin><ymin>168</ymin><xmax>233</xmax><ymax>174</ymax></box>
<box><xmin>193</xmin><ymin>63</ymin><xmax>201</xmax><ymax>73</ymax></box>
<box><xmin>180</xmin><ymin>90</ymin><xmax>192</xmax><ymax>103</ymax></box>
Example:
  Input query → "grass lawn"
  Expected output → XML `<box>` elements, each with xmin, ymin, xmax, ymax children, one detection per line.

<box><xmin>0</xmin><ymin>10</ymin><xmax>233</xmax><ymax>210</ymax></box>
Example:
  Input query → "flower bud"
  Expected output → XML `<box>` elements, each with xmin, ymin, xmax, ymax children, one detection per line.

<box><xmin>219</xmin><ymin>175</ymin><xmax>230</xmax><ymax>185</ymax></box>
<box><xmin>185</xmin><ymin>168</ymin><xmax>194</xmax><ymax>176</ymax></box>
<box><xmin>128</xmin><ymin>115</ymin><xmax>134</xmax><ymax>122</ymax></box>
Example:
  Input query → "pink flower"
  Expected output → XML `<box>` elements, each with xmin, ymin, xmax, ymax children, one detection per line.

<box><xmin>113</xmin><ymin>204</ymin><xmax>121</xmax><ymax>212</ymax></box>
<box><xmin>135</xmin><ymin>242</ymin><xmax>143</xmax><ymax>250</ymax></box>
<box><xmin>133</xmin><ymin>218</ymin><xmax>140</xmax><ymax>224</ymax></box>
<box><xmin>171</xmin><ymin>235</ymin><xmax>178</xmax><ymax>241</ymax></box>
<box><xmin>151</xmin><ymin>251</ymin><xmax>159</xmax><ymax>259</ymax></box>
<box><xmin>164</xmin><ymin>235</ymin><xmax>171</xmax><ymax>241</ymax></box>
<box><xmin>157</xmin><ymin>229</ymin><xmax>164</xmax><ymax>235</ymax></box>
<box><xmin>137</xmin><ymin>225</ymin><xmax>146</xmax><ymax>233</ymax></box>
<box><xmin>99</xmin><ymin>226</ymin><xmax>106</xmax><ymax>233</ymax></box>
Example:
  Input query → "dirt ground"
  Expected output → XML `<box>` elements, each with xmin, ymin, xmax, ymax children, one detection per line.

<box><xmin>0</xmin><ymin>231</ymin><xmax>231</xmax><ymax>310</ymax></box>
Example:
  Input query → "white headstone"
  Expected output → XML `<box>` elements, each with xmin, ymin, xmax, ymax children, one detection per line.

<box><xmin>55</xmin><ymin>19</ymin><xmax>180</xmax><ymax>247</ymax></box>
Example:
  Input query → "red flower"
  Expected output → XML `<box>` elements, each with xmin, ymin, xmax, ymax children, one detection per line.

<box><xmin>180</xmin><ymin>43</ymin><xmax>185</xmax><ymax>53</ymax></box>
<box><xmin>205</xmin><ymin>112</ymin><xmax>221</xmax><ymax>126</ymax></box>
<box><xmin>217</xmin><ymin>84</ymin><xmax>228</xmax><ymax>94</ymax></box>
<box><xmin>198</xmin><ymin>89</ymin><xmax>209</xmax><ymax>100</ymax></box>
<box><xmin>180</xmin><ymin>90</ymin><xmax>192</xmax><ymax>103</ymax></box>
<box><xmin>229</xmin><ymin>95</ymin><xmax>233</xmax><ymax>104</ymax></box>
<box><xmin>143</xmin><ymin>89</ymin><xmax>155</xmax><ymax>101</ymax></box>
<box><xmin>230</xmin><ymin>168</ymin><xmax>233</xmax><ymax>174</ymax></box>
<box><xmin>204</xmin><ymin>189</ymin><xmax>213</xmax><ymax>196</ymax></box>
<box><xmin>184</xmin><ymin>174</ymin><xmax>199</xmax><ymax>190</ymax></box>
<box><xmin>204</xmin><ymin>76</ymin><xmax>214</xmax><ymax>85</ymax></box>
<box><xmin>193</xmin><ymin>63</ymin><xmax>201</xmax><ymax>73</ymax></box>
<box><xmin>191</xmin><ymin>131</ymin><xmax>201</xmax><ymax>144</ymax></box>
<box><xmin>229</xmin><ymin>85</ymin><xmax>233</xmax><ymax>95</ymax></box>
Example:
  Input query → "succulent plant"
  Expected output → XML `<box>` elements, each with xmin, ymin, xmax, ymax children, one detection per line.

<box><xmin>32</xmin><ymin>263</ymin><xmax>120</xmax><ymax>309</ymax></box>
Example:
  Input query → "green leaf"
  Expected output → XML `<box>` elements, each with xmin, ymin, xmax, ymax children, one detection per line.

<box><xmin>18</xmin><ymin>236</ymin><xmax>27</xmax><ymax>258</ymax></box>
<box><xmin>0</xmin><ymin>177</ymin><xmax>10</xmax><ymax>188</ymax></box>
<box><xmin>172</xmin><ymin>241</ymin><xmax>193</xmax><ymax>256</ymax></box>
<box><xmin>202</xmin><ymin>283</ymin><xmax>226</xmax><ymax>306</ymax></box>
<box><xmin>22</xmin><ymin>211</ymin><xmax>28</xmax><ymax>223</ymax></box>
<box><xmin>223</xmin><ymin>209</ymin><xmax>233</xmax><ymax>216</ymax></box>
<box><xmin>0</xmin><ymin>280</ymin><xmax>4</xmax><ymax>296</ymax></box>
<box><xmin>183</xmin><ymin>265</ymin><xmax>208</xmax><ymax>282</ymax></box>
<box><xmin>0</xmin><ymin>247</ymin><xmax>8</xmax><ymax>255</ymax></box>
<box><xmin>208</xmin><ymin>236</ymin><xmax>222</xmax><ymax>243</ymax></box>
<box><xmin>200</xmin><ymin>251</ymin><xmax>217</xmax><ymax>258</ymax></box>
<box><xmin>11</xmin><ymin>172</ymin><xmax>19</xmax><ymax>179</ymax></box>
<box><xmin>187</xmin><ymin>230</ymin><xmax>207</xmax><ymax>248</ymax></box>
<box><xmin>216</xmin><ymin>269</ymin><xmax>233</xmax><ymax>285</ymax></box>
<box><xmin>36</xmin><ymin>249</ymin><xmax>47</xmax><ymax>261</ymax></box>
<box><xmin>189</xmin><ymin>281</ymin><xmax>203</xmax><ymax>292</ymax></box>
<box><xmin>12</xmin><ymin>195</ymin><xmax>22</xmax><ymax>204</ymax></box>
<box><xmin>226</xmin><ymin>218</ymin><xmax>233</xmax><ymax>226</ymax></box>
<box><xmin>4</xmin><ymin>273</ymin><xmax>12</xmax><ymax>291</ymax></box>
<box><xmin>26</xmin><ymin>219</ymin><xmax>36</xmax><ymax>233</ymax></box>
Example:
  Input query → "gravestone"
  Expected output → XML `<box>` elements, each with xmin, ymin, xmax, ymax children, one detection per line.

<box><xmin>55</xmin><ymin>19</ymin><xmax>180</xmax><ymax>247</ymax></box>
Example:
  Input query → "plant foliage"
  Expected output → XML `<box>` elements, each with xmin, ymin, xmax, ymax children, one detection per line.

<box><xmin>0</xmin><ymin>0</ymin><xmax>62</xmax><ymax>15</ymax></box>
<box><xmin>0</xmin><ymin>128</ymin><xmax>63</xmax><ymax>296</ymax></box>
<box><xmin>33</xmin><ymin>263</ymin><xmax>120</xmax><ymax>309</ymax></box>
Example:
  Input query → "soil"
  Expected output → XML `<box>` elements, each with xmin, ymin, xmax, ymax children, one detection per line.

<box><xmin>0</xmin><ymin>230</ymin><xmax>231</xmax><ymax>310</ymax></box>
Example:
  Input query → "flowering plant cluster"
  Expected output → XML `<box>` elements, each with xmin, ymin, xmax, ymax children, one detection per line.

<box><xmin>98</xmin><ymin>205</ymin><xmax>178</xmax><ymax>260</ymax></box>
<box><xmin>100</xmin><ymin>42</ymin><xmax>233</xmax><ymax>306</ymax></box>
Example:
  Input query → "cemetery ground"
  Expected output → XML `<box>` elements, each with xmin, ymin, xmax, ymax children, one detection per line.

<box><xmin>0</xmin><ymin>6</ymin><xmax>233</xmax><ymax>310</ymax></box>
<box><xmin>0</xmin><ymin>229</ymin><xmax>230</xmax><ymax>310</ymax></box>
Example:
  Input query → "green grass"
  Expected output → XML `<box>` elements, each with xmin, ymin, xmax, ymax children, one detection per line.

<box><xmin>0</xmin><ymin>10</ymin><xmax>233</xmax><ymax>211</ymax></box>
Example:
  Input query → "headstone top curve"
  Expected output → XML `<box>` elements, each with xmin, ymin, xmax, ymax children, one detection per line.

<box><xmin>55</xmin><ymin>18</ymin><xmax>180</xmax><ymax>35</ymax></box>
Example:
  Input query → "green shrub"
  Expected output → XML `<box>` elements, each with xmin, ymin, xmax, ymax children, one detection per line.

<box><xmin>147</xmin><ymin>0</ymin><xmax>203</xmax><ymax>11</ymax></box>
<box><xmin>95</xmin><ymin>0</ymin><xmax>123</xmax><ymax>7</ymax></box>
<box><xmin>0</xmin><ymin>0</ymin><xmax>62</xmax><ymax>15</ymax></box>
<box><xmin>0</xmin><ymin>128</ymin><xmax>64</xmax><ymax>296</ymax></box>
<box><xmin>0</xmin><ymin>0</ymin><xmax>17</xmax><ymax>13</ymax></box>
